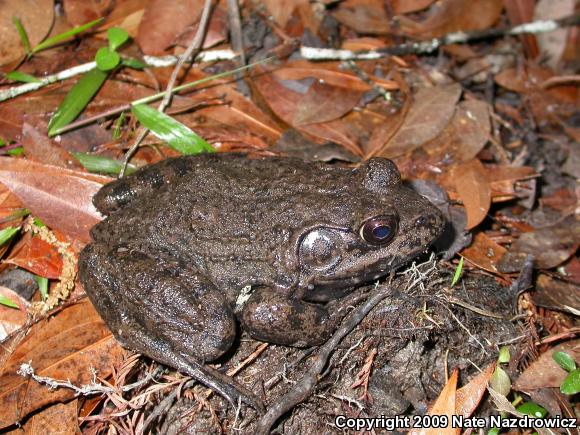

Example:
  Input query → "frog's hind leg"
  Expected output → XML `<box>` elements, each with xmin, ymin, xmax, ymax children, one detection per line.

<box><xmin>93</xmin><ymin>157</ymin><xmax>196</xmax><ymax>214</ymax></box>
<box><xmin>79</xmin><ymin>243</ymin><xmax>264</xmax><ymax>412</ymax></box>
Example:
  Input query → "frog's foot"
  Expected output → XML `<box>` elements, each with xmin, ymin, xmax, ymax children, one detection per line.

<box><xmin>240</xmin><ymin>288</ymin><xmax>339</xmax><ymax>347</ymax></box>
<box><xmin>79</xmin><ymin>243</ymin><xmax>265</xmax><ymax>413</ymax></box>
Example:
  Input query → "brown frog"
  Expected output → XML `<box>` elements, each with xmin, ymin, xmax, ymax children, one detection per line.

<box><xmin>79</xmin><ymin>153</ymin><xmax>444</xmax><ymax>409</ymax></box>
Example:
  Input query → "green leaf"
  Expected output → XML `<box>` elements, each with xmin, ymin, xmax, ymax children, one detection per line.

<box><xmin>553</xmin><ymin>351</ymin><xmax>577</xmax><ymax>372</ymax></box>
<box><xmin>0</xmin><ymin>227</ymin><xmax>19</xmax><ymax>246</ymax></box>
<box><xmin>451</xmin><ymin>256</ymin><xmax>464</xmax><ymax>287</ymax></box>
<box><xmin>131</xmin><ymin>104</ymin><xmax>214</xmax><ymax>155</ymax></box>
<box><xmin>35</xmin><ymin>275</ymin><xmax>49</xmax><ymax>300</ymax></box>
<box><xmin>0</xmin><ymin>295</ymin><xmax>19</xmax><ymax>309</ymax></box>
<box><xmin>12</xmin><ymin>16</ymin><xmax>31</xmax><ymax>54</ymax></box>
<box><xmin>516</xmin><ymin>402</ymin><xmax>547</xmax><ymax>418</ymax></box>
<box><xmin>95</xmin><ymin>47</ymin><xmax>120</xmax><ymax>71</ymax></box>
<box><xmin>487</xmin><ymin>427</ymin><xmax>500</xmax><ymax>435</ymax></box>
<box><xmin>33</xmin><ymin>217</ymin><xmax>45</xmax><ymax>227</ymax></box>
<box><xmin>32</xmin><ymin>17</ymin><xmax>103</xmax><ymax>53</ymax></box>
<box><xmin>490</xmin><ymin>366</ymin><xmax>511</xmax><ymax>397</ymax></box>
<box><xmin>71</xmin><ymin>152</ymin><xmax>136</xmax><ymax>175</ymax></box>
<box><xmin>5</xmin><ymin>70</ymin><xmax>41</xmax><ymax>83</ymax></box>
<box><xmin>121</xmin><ymin>57</ymin><xmax>147</xmax><ymax>69</ymax></box>
<box><xmin>107</xmin><ymin>28</ymin><xmax>129</xmax><ymax>51</ymax></box>
<box><xmin>498</xmin><ymin>346</ymin><xmax>511</xmax><ymax>364</ymax></box>
<box><xmin>48</xmin><ymin>68</ymin><xmax>109</xmax><ymax>136</ymax></box>
<box><xmin>560</xmin><ymin>368</ymin><xmax>580</xmax><ymax>395</ymax></box>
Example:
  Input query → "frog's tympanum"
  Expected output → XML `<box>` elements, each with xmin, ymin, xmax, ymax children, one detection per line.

<box><xmin>79</xmin><ymin>153</ymin><xmax>444</xmax><ymax>408</ymax></box>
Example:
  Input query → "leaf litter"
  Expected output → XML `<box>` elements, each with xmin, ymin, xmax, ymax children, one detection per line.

<box><xmin>0</xmin><ymin>0</ymin><xmax>578</xmax><ymax>433</ymax></box>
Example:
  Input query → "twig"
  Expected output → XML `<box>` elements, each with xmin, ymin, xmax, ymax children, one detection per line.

<box><xmin>0</xmin><ymin>50</ymin><xmax>237</xmax><ymax>103</ymax></box>
<box><xmin>121</xmin><ymin>0</ymin><xmax>214</xmax><ymax>174</ymax></box>
<box><xmin>17</xmin><ymin>362</ymin><xmax>162</xmax><ymax>395</ymax></box>
<box><xmin>255</xmin><ymin>279</ymin><xmax>395</xmax><ymax>435</ymax></box>
<box><xmin>301</xmin><ymin>14</ymin><xmax>580</xmax><ymax>61</ymax></box>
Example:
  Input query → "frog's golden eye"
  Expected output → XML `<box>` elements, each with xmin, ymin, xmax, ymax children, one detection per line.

<box><xmin>360</xmin><ymin>215</ymin><xmax>398</xmax><ymax>246</ymax></box>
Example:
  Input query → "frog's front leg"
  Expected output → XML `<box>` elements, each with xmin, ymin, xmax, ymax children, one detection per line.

<box><xmin>79</xmin><ymin>243</ymin><xmax>264</xmax><ymax>412</ymax></box>
<box><xmin>240</xmin><ymin>288</ymin><xmax>345</xmax><ymax>347</ymax></box>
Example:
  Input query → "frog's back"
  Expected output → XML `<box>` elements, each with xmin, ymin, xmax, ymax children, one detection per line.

<box><xmin>90</xmin><ymin>153</ymin><xmax>359</xmax><ymax>253</ymax></box>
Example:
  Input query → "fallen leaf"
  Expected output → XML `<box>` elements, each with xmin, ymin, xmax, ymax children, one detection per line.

<box><xmin>378</xmin><ymin>84</ymin><xmax>462</xmax><ymax>158</ymax></box>
<box><xmin>0</xmin><ymin>158</ymin><xmax>109</xmax><ymax>243</ymax></box>
<box><xmin>498</xmin><ymin>216</ymin><xmax>580</xmax><ymax>272</ymax></box>
<box><xmin>534</xmin><ymin>0</ymin><xmax>576</xmax><ymax>68</ymax></box>
<box><xmin>423</xmin><ymin>99</ymin><xmax>490</xmax><ymax>163</ymax></box>
<box><xmin>532</xmin><ymin>274</ymin><xmax>580</xmax><ymax>315</ymax></box>
<box><xmin>453</xmin><ymin>159</ymin><xmax>491</xmax><ymax>230</ymax></box>
<box><xmin>0</xmin><ymin>300</ymin><xmax>124</xmax><ymax>429</ymax></box>
<box><xmin>292</xmin><ymin>81</ymin><xmax>363</xmax><ymax>126</ymax></box>
<box><xmin>332</xmin><ymin>0</ymin><xmax>391</xmax><ymax>34</ymax></box>
<box><xmin>0</xmin><ymin>0</ymin><xmax>55</xmax><ymax>65</ymax></box>
<box><xmin>392</xmin><ymin>0</ymin><xmax>436</xmax><ymax>14</ymax></box>
<box><xmin>5</xmin><ymin>235</ymin><xmax>63</xmax><ymax>279</ymax></box>
<box><xmin>63</xmin><ymin>0</ymin><xmax>113</xmax><ymax>26</ymax></box>
<box><xmin>410</xmin><ymin>369</ymin><xmax>458</xmax><ymax>435</ymax></box>
<box><xmin>21</xmin><ymin>123</ymin><xmax>81</xmax><ymax>169</ymax></box>
<box><xmin>262</xmin><ymin>0</ymin><xmax>306</xmax><ymax>28</ymax></box>
<box><xmin>514</xmin><ymin>340</ymin><xmax>580</xmax><ymax>391</ymax></box>
<box><xmin>460</xmin><ymin>232</ymin><xmax>507</xmax><ymax>274</ymax></box>
<box><xmin>456</xmin><ymin>363</ymin><xmax>495</xmax><ymax>417</ymax></box>
<box><xmin>398</xmin><ymin>0</ymin><xmax>503</xmax><ymax>38</ymax></box>
<box><xmin>24</xmin><ymin>400</ymin><xmax>79</xmax><ymax>434</ymax></box>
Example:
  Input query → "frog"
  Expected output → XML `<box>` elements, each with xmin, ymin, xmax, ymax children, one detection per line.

<box><xmin>78</xmin><ymin>152</ymin><xmax>444</xmax><ymax>410</ymax></box>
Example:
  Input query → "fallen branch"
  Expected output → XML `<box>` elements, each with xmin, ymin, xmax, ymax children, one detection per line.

<box><xmin>301</xmin><ymin>14</ymin><xmax>580</xmax><ymax>61</ymax></box>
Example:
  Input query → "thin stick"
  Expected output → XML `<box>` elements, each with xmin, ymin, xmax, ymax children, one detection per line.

<box><xmin>0</xmin><ymin>50</ymin><xmax>237</xmax><ymax>103</ymax></box>
<box><xmin>121</xmin><ymin>0</ymin><xmax>215</xmax><ymax>174</ymax></box>
<box><xmin>301</xmin><ymin>14</ymin><xmax>580</xmax><ymax>61</ymax></box>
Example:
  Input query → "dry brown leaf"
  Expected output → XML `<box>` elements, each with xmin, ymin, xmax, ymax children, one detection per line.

<box><xmin>332</xmin><ymin>0</ymin><xmax>391</xmax><ymax>34</ymax></box>
<box><xmin>21</xmin><ymin>123</ymin><xmax>82</xmax><ymax>170</ymax></box>
<box><xmin>410</xmin><ymin>369</ymin><xmax>458</xmax><ymax>435</ymax></box>
<box><xmin>0</xmin><ymin>300</ymin><xmax>124</xmax><ymax>429</ymax></box>
<box><xmin>452</xmin><ymin>159</ymin><xmax>491</xmax><ymax>230</ymax></box>
<box><xmin>460</xmin><ymin>232</ymin><xmax>507</xmax><ymax>274</ymax></box>
<box><xmin>0</xmin><ymin>0</ymin><xmax>55</xmax><ymax>65</ymax></box>
<box><xmin>533</xmin><ymin>274</ymin><xmax>580</xmax><ymax>315</ymax></box>
<box><xmin>262</xmin><ymin>0</ymin><xmax>307</xmax><ymax>28</ymax></box>
<box><xmin>423</xmin><ymin>99</ymin><xmax>490</xmax><ymax>163</ymax></box>
<box><xmin>398</xmin><ymin>0</ymin><xmax>503</xmax><ymax>38</ymax></box>
<box><xmin>252</xmin><ymin>70</ymin><xmax>363</xmax><ymax>155</ymax></box>
<box><xmin>378</xmin><ymin>84</ymin><xmax>462</xmax><ymax>158</ymax></box>
<box><xmin>514</xmin><ymin>340</ymin><xmax>580</xmax><ymax>391</ymax></box>
<box><xmin>293</xmin><ymin>81</ymin><xmax>363</xmax><ymax>126</ymax></box>
<box><xmin>534</xmin><ymin>0</ymin><xmax>576</xmax><ymax>67</ymax></box>
<box><xmin>63</xmin><ymin>0</ymin><xmax>113</xmax><ymax>26</ymax></box>
<box><xmin>456</xmin><ymin>363</ymin><xmax>496</xmax><ymax>417</ymax></box>
<box><xmin>136</xmin><ymin>0</ymin><xmax>225</xmax><ymax>54</ymax></box>
<box><xmin>392</xmin><ymin>0</ymin><xmax>436</xmax><ymax>14</ymax></box>
<box><xmin>0</xmin><ymin>158</ymin><xmax>109</xmax><ymax>243</ymax></box>
<box><xmin>24</xmin><ymin>400</ymin><xmax>79</xmax><ymax>434</ymax></box>
<box><xmin>273</xmin><ymin>63</ymin><xmax>399</xmax><ymax>91</ymax></box>
<box><xmin>498</xmin><ymin>215</ymin><xmax>580</xmax><ymax>272</ymax></box>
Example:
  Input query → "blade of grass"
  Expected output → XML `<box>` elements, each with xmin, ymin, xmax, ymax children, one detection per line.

<box><xmin>451</xmin><ymin>256</ymin><xmax>464</xmax><ymax>287</ymax></box>
<box><xmin>71</xmin><ymin>152</ymin><xmax>136</xmax><ymax>175</ymax></box>
<box><xmin>12</xmin><ymin>16</ymin><xmax>31</xmax><ymax>54</ymax></box>
<box><xmin>47</xmin><ymin>67</ymin><xmax>109</xmax><ymax>136</ymax></box>
<box><xmin>5</xmin><ymin>71</ymin><xmax>41</xmax><ymax>83</ymax></box>
<box><xmin>132</xmin><ymin>104</ymin><xmax>214</xmax><ymax>154</ymax></box>
<box><xmin>32</xmin><ymin>17</ymin><xmax>103</xmax><ymax>53</ymax></box>
<box><xmin>0</xmin><ymin>295</ymin><xmax>19</xmax><ymax>309</ymax></box>
<box><xmin>0</xmin><ymin>227</ymin><xmax>19</xmax><ymax>246</ymax></box>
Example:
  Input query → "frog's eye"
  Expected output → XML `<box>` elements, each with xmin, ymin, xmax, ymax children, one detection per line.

<box><xmin>360</xmin><ymin>215</ymin><xmax>398</xmax><ymax>246</ymax></box>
